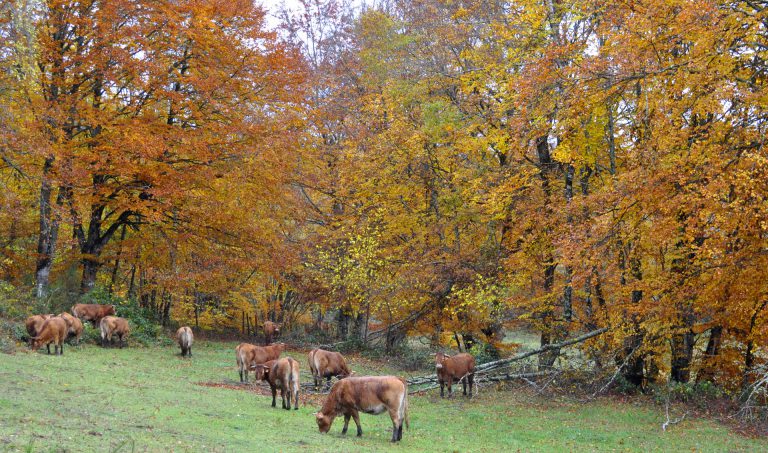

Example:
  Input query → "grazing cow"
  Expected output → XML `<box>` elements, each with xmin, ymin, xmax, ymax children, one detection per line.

<box><xmin>235</xmin><ymin>342</ymin><xmax>286</xmax><ymax>383</ymax></box>
<box><xmin>58</xmin><ymin>312</ymin><xmax>83</xmax><ymax>345</ymax></box>
<box><xmin>71</xmin><ymin>303</ymin><xmax>115</xmax><ymax>327</ymax></box>
<box><xmin>99</xmin><ymin>316</ymin><xmax>130</xmax><ymax>348</ymax></box>
<box><xmin>263</xmin><ymin>321</ymin><xmax>281</xmax><ymax>345</ymax></box>
<box><xmin>315</xmin><ymin>376</ymin><xmax>409</xmax><ymax>442</ymax></box>
<box><xmin>435</xmin><ymin>352</ymin><xmax>476</xmax><ymax>398</ymax></box>
<box><xmin>25</xmin><ymin>314</ymin><xmax>53</xmax><ymax>345</ymax></box>
<box><xmin>176</xmin><ymin>326</ymin><xmax>194</xmax><ymax>357</ymax></box>
<box><xmin>30</xmin><ymin>317</ymin><xmax>68</xmax><ymax>355</ymax></box>
<box><xmin>251</xmin><ymin>357</ymin><xmax>300</xmax><ymax>410</ymax></box>
<box><xmin>308</xmin><ymin>348</ymin><xmax>353</xmax><ymax>390</ymax></box>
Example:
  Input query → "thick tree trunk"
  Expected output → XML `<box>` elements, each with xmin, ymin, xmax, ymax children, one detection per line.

<box><xmin>35</xmin><ymin>158</ymin><xmax>60</xmax><ymax>299</ymax></box>
<box><xmin>80</xmin><ymin>257</ymin><xmax>100</xmax><ymax>293</ymax></box>
<box><xmin>337</xmin><ymin>307</ymin><xmax>350</xmax><ymax>341</ymax></box>
<box><xmin>670</xmin><ymin>330</ymin><xmax>695</xmax><ymax>383</ymax></box>
<box><xmin>696</xmin><ymin>326</ymin><xmax>722</xmax><ymax>383</ymax></box>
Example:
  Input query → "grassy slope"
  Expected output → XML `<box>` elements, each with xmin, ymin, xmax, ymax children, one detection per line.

<box><xmin>0</xmin><ymin>341</ymin><xmax>764</xmax><ymax>452</ymax></box>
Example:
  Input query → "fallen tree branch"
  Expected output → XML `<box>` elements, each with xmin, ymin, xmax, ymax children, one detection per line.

<box><xmin>406</xmin><ymin>326</ymin><xmax>610</xmax><ymax>387</ymax></box>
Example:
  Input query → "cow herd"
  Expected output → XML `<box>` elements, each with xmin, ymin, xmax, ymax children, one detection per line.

<box><xmin>24</xmin><ymin>304</ymin><xmax>478</xmax><ymax>443</ymax></box>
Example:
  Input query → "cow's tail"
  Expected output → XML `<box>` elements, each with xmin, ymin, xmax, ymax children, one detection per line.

<box><xmin>236</xmin><ymin>345</ymin><xmax>244</xmax><ymax>371</ymax></box>
<box><xmin>289</xmin><ymin>358</ymin><xmax>300</xmax><ymax>407</ymax></box>
<box><xmin>399</xmin><ymin>378</ymin><xmax>409</xmax><ymax>429</ymax></box>
<box><xmin>99</xmin><ymin>318</ymin><xmax>107</xmax><ymax>340</ymax></box>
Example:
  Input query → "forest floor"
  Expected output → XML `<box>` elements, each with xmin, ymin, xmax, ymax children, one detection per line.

<box><xmin>0</xmin><ymin>340</ymin><xmax>765</xmax><ymax>452</ymax></box>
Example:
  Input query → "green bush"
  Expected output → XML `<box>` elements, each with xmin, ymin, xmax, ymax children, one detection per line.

<box><xmin>651</xmin><ymin>381</ymin><xmax>725</xmax><ymax>405</ymax></box>
<box><xmin>80</xmin><ymin>286</ymin><xmax>164</xmax><ymax>347</ymax></box>
<box><xmin>468</xmin><ymin>341</ymin><xmax>500</xmax><ymax>365</ymax></box>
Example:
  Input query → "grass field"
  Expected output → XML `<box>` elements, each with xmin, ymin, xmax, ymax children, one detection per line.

<box><xmin>0</xmin><ymin>341</ymin><xmax>765</xmax><ymax>452</ymax></box>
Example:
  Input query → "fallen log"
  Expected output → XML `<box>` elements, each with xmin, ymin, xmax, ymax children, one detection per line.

<box><xmin>406</xmin><ymin>327</ymin><xmax>610</xmax><ymax>387</ymax></box>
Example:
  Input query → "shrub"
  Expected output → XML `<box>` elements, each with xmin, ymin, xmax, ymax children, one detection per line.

<box><xmin>79</xmin><ymin>286</ymin><xmax>164</xmax><ymax>347</ymax></box>
<box><xmin>468</xmin><ymin>341</ymin><xmax>501</xmax><ymax>365</ymax></box>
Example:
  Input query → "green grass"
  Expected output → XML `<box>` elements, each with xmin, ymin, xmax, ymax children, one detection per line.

<box><xmin>0</xmin><ymin>341</ymin><xmax>764</xmax><ymax>452</ymax></box>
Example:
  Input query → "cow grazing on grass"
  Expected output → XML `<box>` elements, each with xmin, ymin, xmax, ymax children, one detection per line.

<box><xmin>25</xmin><ymin>314</ymin><xmax>53</xmax><ymax>345</ymax></box>
<box><xmin>71</xmin><ymin>303</ymin><xmax>115</xmax><ymax>327</ymax></box>
<box><xmin>30</xmin><ymin>317</ymin><xmax>68</xmax><ymax>355</ymax></box>
<box><xmin>252</xmin><ymin>357</ymin><xmax>300</xmax><ymax>410</ymax></box>
<box><xmin>58</xmin><ymin>312</ymin><xmax>83</xmax><ymax>345</ymax></box>
<box><xmin>435</xmin><ymin>352</ymin><xmax>476</xmax><ymax>398</ymax></box>
<box><xmin>235</xmin><ymin>342</ymin><xmax>286</xmax><ymax>383</ymax></box>
<box><xmin>176</xmin><ymin>326</ymin><xmax>194</xmax><ymax>357</ymax></box>
<box><xmin>100</xmin><ymin>316</ymin><xmax>130</xmax><ymax>348</ymax></box>
<box><xmin>308</xmin><ymin>348</ymin><xmax>353</xmax><ymax>390</ymax></box>
<box><xmin>315</xmin><ymin>376</ymin><xmax>409</xmax><ymax>442</ymax></box>
<box><xmin>263</xmin><ymin>321</ymin><xmax>281</xmax><ymax>345</ymax></box>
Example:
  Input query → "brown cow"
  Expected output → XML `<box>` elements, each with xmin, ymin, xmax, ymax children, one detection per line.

<box><xmin>71</xmin><ymin>303</ymin><xmax>115</xmax><ymax>327</ymax></box>
<box><xmin>263</xmin><ymin>321</ymin><xmax>281</xmax><ymax>345</ymax></box>
<box><xmin>176</xmin><ymin>326</ymin><xmax>194</xmax><ymax>357</ymax></box>
<box><xmin>100</xmin><ymin>316</ymin><xmax>130</xmax><ymax>348</ymax></box>
<box><xmin>315</xmin><ymin>376</ymin><xmax>409</xmax><ymax>442</ymax></box>
<box><xmin>25</xmin><ymin>314</ymin><xmax>53</xmax><ymax>345</ymax></box>
<box><xmin>251</xmin><ymin>357</ymin><xmax>300</xmax><ymax>410</ymax></box>
<box><xmin>435</xmin><ymin>352</ymin><xmax>476</xmax><ymax>398</ymax></box>
<box><xmin>58</xmin><ymin>312</ymin><xmax>83</xmax><ymax>345</ymax></box>
<box><xmin>308</xmin><ymin>348</ymin><xmax>353</xmax><ymax>390</ymax></box>
<box><xmin>30</xmin><ymin>317</ymin><xmax>68</xmax><ymax>355</ymax></box>
<box><xmin>235</xmin><ymin>342</ymin><xmax>286</xmax><ymax>383</ymax></box>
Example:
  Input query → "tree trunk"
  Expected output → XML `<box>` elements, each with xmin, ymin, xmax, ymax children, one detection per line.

<box><xmin>80</xmin><ymin>258</ymin><xmax>100</xmax><ymax>294</ymax></box>
<box><xmin>670</xmin><ymin>329</ymin><xmax>695</xmax><ymax>383</ymax></box>
<box><xmin>337</xmin><ymin>307</ymin><xmax>350</xmax><ymax>341</ymax></box>
<box><xmin>696</xmin><ymin>326</ymin><xmax>722</xmax><ymax>383</ymax></box>
<box><xmin>108</xmin><ymin>224</ymin><xmax>127</xmax><ymax>295</ymax></box>
<box><xmin>35</xmin><ymin>158</ymin><xmax>60</xmax><ymax>299</ymax></box>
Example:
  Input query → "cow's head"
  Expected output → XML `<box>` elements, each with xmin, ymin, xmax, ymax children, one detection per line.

<box><xmin>251</xmin><ymin>364</ymin><xmax>270</xmax><ymax>381</ymax></box>
<box><xmin>29</xmin><ymin>336</ymin><xmax>43</xmax><ymax>351</ymax></box>
<box><xmin>435</xmin><ymin>352</ymin><xmax>450</xmax><ymax>369</ymax></box>
<box><xmin>315</xmin><ymin>411</ymin><xmax>332</xmax><ymax>433</ymax></box>
<box><xmin>338</xmin><ymin>370</ymin><xmax>355</xmax><ymax>379</ymax></box>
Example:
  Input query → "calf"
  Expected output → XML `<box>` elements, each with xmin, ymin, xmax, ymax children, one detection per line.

<box><xmin>25</xmin><ymin>314</ymin><xmax>53</xmax><ymax>345</ymax></box>
<box><xmin>315</xmin><ymin>376</ymin><xmax>409</xmax><ymax>442</ymax></box>
<box><xmin>71</xmin><ymin>303</ymin><xmax>115</xmax><ymax>327</ymax></box>
<box><xmin>263</xmin><ymin>321</ymin><xmax>281</xmax><ymax>345</ymax></box>
<box><xmin>435</xmin><ymin>352</ymin><xmax>476</xmax><ymax>398</ymax></box>
<box><xmin>58</xmin><ymin>312</ymin><xmax>83</xmax><ymax>345</ymax></box>
<box><xmin>235</xmin><ymin>342</ymin><xmax>286</xmax><ymax>382</ymax></box>
<box><xmin>252</xmin><ymin>357</ymin><xmax>300</xmax><ymax>410</ymax></box>
<box><xmin>99</xmin><ymin>316</ymin><xmax>130</xmax><ymax>348</ymax></box>
<box><xmin>30</xmin><ymin>317</ymin><xmax>68</xmax><ymax>355</ymax></box>
<box><xmin>176</xmin><ymin>326</ymin><xmax>194</xmax><ymax>357</ymax></box>
<box><xmin>308</xmin><ymin>348</ymin><xmax>353</xmax><ymax>390</ymax></box>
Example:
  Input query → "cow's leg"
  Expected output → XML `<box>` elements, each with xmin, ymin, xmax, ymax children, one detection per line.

<box><xmin>447</xmin><ymin>377</ymin><xmax>453</xmax><ymax>398</ymax></box>
<box><xmin>468</xmin><ymin>373</ymin><xmax>474</xmax><ymax>397</ymax></box>
<box><xmin>293</xmin><ymin>388</ymin><xmax>299</xmax><ymax>410</ymax></box>
<box><xmin>341</xmin><ymin>414</ymin><xmax>351</xmax><ymax>435</ymax></box>
<box><xmin>439</xmin><ymin>380</ymin><xmax>445</xmax><ymax>398</ymax></box>
<box><xmin>239</xmin><ymin>367</ymin><xmax>244</xmax><ymax>383</ymax></box>
<box><xmin>388</xmin><ymin>408</ymin><xmax>401</xmax><ymax>442</ymax></box>
<box><xmin>188</xmin><ymin>347</ymin><xmax>192</xmax><ymax>357</ymax></box>
<box><xmin>46</xmin><ymin>344</ymin><xmax>50</xmax><ymax>354</ymax></box>
<box><xmin>326</xmin><ymin>376</ymin><xmax>332</xmax><ymax>390</ymax></box>
<box><xmin>271</xmin><ymin>385</ymin><xmax>277</xmax><ymax>408</ymax></box>
<box><xmin>282</xmin><ymin>387</ymin><xmax>289</xmax><ymax>410</ymax></box>
<box><xmin>462</xmin><ymin>377</ymin><xmax>467</xmax><ymax>395</ymax></box>
<box><xmin>352</xmin><ymin>410</ymin><xmax>362</xmax><ymax>437</ymax></box>
<box><xmin>60</xmin><ymin>342</ymin><xmax>64</xmax><ymax>355</ymax></box>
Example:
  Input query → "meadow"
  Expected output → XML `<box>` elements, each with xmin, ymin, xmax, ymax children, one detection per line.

<box><xmin>0</xmin><ymin>341</ymin><xmax>765</xmax><ymax>452</ymax></box>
